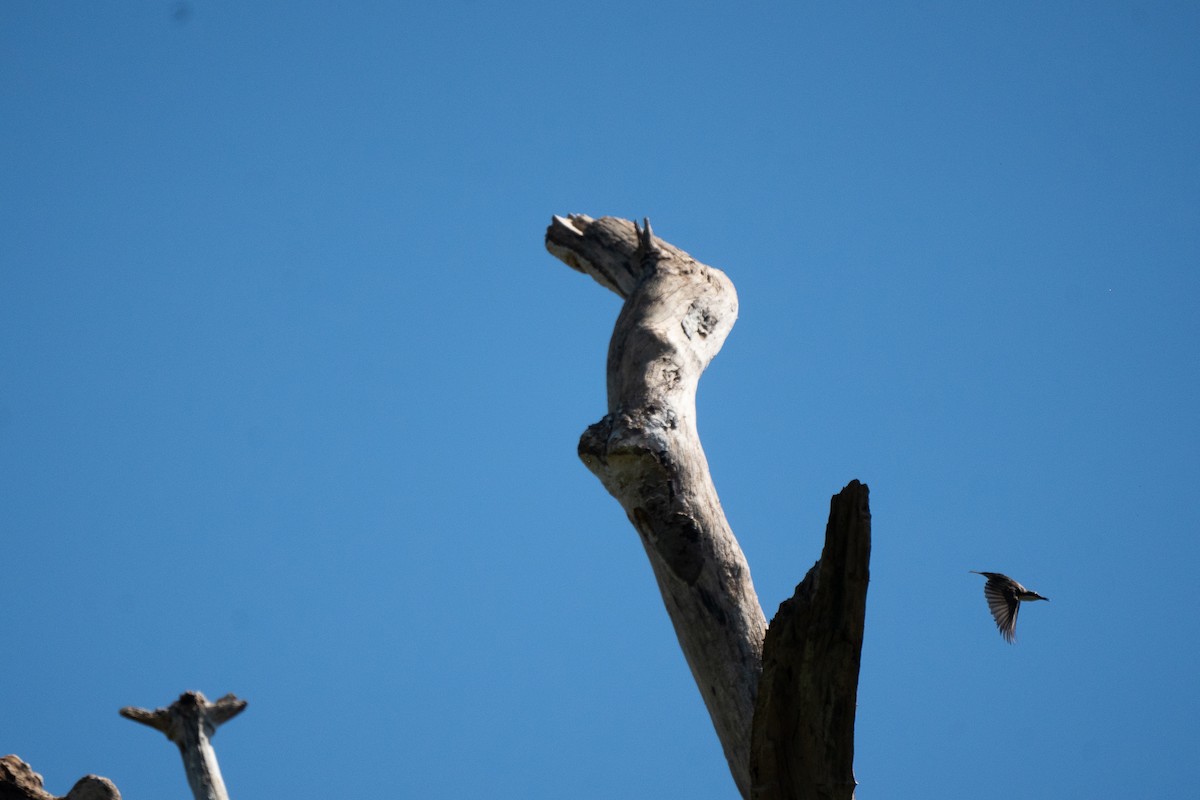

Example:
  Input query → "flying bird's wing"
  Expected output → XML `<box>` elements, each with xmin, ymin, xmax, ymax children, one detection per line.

<box><xmin>982</xmin><ymin>579</ymin><xmax>1020</xmax><ymax>643</ymax></box>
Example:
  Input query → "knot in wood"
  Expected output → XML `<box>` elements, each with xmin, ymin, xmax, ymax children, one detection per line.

<box><xmin>682</xmin><ymin>300</ymin><xmax>720</xmax><ymax>340</ymax></box>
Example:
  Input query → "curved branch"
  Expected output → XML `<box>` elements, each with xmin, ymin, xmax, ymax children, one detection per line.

<box><xmin>546</xmin><ymin>215</ymin><xmax>766</xmax><ymax>796</ymax></box>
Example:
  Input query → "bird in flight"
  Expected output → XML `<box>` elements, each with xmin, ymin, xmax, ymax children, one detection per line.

<box><xmin>971</xmin><ymin>571</ymin><xmax>1048</xmax><ymax>643</ymax></box>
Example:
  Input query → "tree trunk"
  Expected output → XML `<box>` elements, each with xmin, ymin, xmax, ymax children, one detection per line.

<box><xmin>544</xmin><ymin>215</ymin><xmax>871</xmax><ymax>799</ymax></box>
<box><xmin>120</xmin><ymin>692</ymin><xmax>245</xmax><ymax>800</ymax></box>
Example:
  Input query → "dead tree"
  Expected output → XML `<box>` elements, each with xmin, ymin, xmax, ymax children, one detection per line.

<box><xmin>545</xmin><ymin>215</ymin><xmax>871</xmax><ymax>800</ymax></box>
<box><xmin>120</xmin><ymin>691</ymin><xmax>245</xmax><ymax>800</ymax></box>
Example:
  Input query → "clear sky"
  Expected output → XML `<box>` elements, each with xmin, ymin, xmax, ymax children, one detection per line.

<box><xmin>2</xmin><ymin>2</ymin><xmax>1197</xmax><ymax>798</ymax></box>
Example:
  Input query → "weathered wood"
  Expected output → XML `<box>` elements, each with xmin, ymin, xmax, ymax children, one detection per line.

<box><xmin>0</xmin><ymin>756</ymin><xmax>119</xmax><ymax>800</ymax></box>
<box><xmin>120</xmin><ymin>691</ymin><xmax>245</xmax><ymax>800</ymax></box>
<box><xmin>547</xmin><ymin>215</ymin><xmax>766</xmax><ymax>797</ymax></box>
<box><xmin>750</xmin><ymin>480</ymin><xmax>871</xmax><ymax>800</ymax></box>
<box><xmin>546</xmin><ymin>215</ymin><xmax>872</xmax><ymax>800</ymax></box>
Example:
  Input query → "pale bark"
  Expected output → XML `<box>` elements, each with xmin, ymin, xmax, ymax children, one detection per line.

<box><xmin>120</xmin><ymin>692</ymin><xmax>245</xmax><ymax>800</ymax></box>
<box><xmin>548</xmin><ymin>214</ymin><xmax>765</xmax><ymax>796</ymax></box>
<box><xmin>545</xmin><ymin>215</ymin><xmax>871</xmax><ymax>800</ymax></box>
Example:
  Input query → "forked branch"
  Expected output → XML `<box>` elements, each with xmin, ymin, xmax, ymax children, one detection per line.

<box><xmin>121</xmin><ymin>691</ymin><xmax>246</xmax><ymax>800</ymax></box>
<box><xmin>545</xmin><ymin>215</ymin><xmax>871</xmax><ymax>800</ymax></box>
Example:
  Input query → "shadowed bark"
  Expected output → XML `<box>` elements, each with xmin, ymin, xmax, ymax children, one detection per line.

<box><xmin>750</xmin><ymin>481</ymin><xmax>871</xmax><ymax>800</ymax></box>
<box><xmin>545</xmin><ymin>215</ymin><xmax>871</xmax><ymax>799</ymax></box>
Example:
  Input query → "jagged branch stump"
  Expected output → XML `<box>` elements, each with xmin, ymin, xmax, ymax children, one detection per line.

<box><xmin>750</xmin><ymin>482</ymin><xmax>871</xmax><ymax>800</ymax></box>
<box><xmin>545</xmin><ymin>215</ymin><xmax>871</xmax><ymax>800</ymax></box>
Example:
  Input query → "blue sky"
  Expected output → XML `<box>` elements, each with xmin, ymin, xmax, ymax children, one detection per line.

<box><xmin>2</xmin><ymin>2</ymin><xmax>1197</xmax><ymax>797</ymax></box>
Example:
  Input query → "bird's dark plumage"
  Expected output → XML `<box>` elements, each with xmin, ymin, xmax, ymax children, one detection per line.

<box><xmin>971</xmin><ymin>571</ymin><xmax>1048</xmax><ymax>643</ymax></box>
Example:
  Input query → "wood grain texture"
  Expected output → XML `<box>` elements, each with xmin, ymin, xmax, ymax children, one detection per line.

<box><xmin>750</xmin><ymin>481</ymin><xmax>871</xmax><ymax>800</ymax></box>
<box><xmin>547</xmin><ymin>215</ymin><xmax>765</xmax><ymax>796</ymax></box>
<box><xmin>546</xmin><ymin>215</ymin><xmax>871</xmax><ymax>800</ymax></box>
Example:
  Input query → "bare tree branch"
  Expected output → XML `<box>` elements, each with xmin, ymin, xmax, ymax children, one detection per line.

<box><xmin>547</xmin><ymin>214</ymin><xmax>766</xmax><ymax>796</ymax></box>
<box><xmin>545</xmin><ymin>215</ymin><xmax>872</xmax><ymax>800</ymax></box>
<box><xmin>121</xmin><ymin>691</ymin><xmax>245</xmax><ymax>800</ymax></box>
